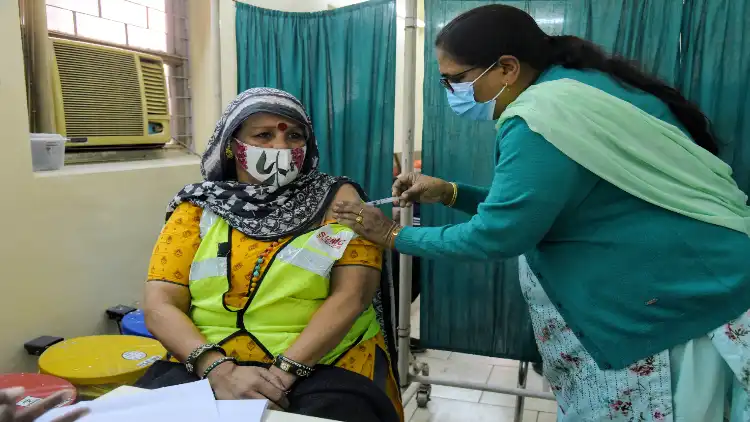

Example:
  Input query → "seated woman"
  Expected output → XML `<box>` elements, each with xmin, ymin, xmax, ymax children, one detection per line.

<box><xmin>137</xmin><ymin>88</ymin><xmax>402</xmax><ymax>422</ymax></box>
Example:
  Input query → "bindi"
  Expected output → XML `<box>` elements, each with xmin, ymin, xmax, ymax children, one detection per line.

<box><xmin>277</xmin><ymin>122</ymin><xmax>288</xmax><ymax>131</ymax></box>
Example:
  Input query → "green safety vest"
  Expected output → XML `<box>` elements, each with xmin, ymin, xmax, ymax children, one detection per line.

<box><xmin>188</xmin><ymin>210</ymin><xmax>381</xmax><ymax>364</ymax></box>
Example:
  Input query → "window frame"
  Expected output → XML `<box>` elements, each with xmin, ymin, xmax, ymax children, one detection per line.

<box><xmin>34</xmin><ymin>0</ymin><xmax>193</xmax><ymax>152</ymax></box>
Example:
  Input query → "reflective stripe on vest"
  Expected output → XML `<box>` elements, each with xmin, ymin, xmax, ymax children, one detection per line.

<box><xmin>189</xmin><ymin>257</ymin><xmax>227</xmax><ymax>281</ymax></box>
<box><xmin>189</xmin><ymin>210</ymin><xmax>225</xmax><ymax>281</ymax></box>
<box><xmin>275</xmin><ymin>226</ymin><xmax>356</xmax><ymax>277</ymax></box>
<box><xmin>276</xmin><ymin>247</ymin><xmax>332</xmax><ymax>278</ymax></box>
<box><xmin>199</xmin><ymin>209</ymin><xmax>219</xmax><ymax>238</ymax></box>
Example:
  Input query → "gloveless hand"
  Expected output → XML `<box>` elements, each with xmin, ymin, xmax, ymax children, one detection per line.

<box><xmin>332</xmin><ymin>202</ymin><xmax>397</xmax><ymax>249</ymax></box>
<box><xmin>0</xmin><ymin>388</ymin><xmax>88</xmax><ymax>422</ymax></box>
<box><xmin>207</xmin><ymin>362</ymin><xmax>290</xmax><ymax>410</ymax></box>
<box><xmin>268</xmin><ymin>366</ymin><xmax>297</xmax><ymax>392</ymax></box>
<box><xmin>392</xmin><ymin>172</ymin><xmax>453</xmax><ymax>207</ymax></box>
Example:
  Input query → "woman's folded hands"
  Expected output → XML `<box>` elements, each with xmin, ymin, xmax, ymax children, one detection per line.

<box><xmin>207</xmin><ymin>362</ymin><xmax>290</xmax><ymax>410</ymax></box>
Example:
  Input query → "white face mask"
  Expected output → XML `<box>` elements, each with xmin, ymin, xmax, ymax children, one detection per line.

<box><xmin>234</xmin><ymin>140</ymin><xmax>307</xmax><ymax>188</ymax></box>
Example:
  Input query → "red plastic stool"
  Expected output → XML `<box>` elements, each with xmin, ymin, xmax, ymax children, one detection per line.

<box><xmin>0</xmin><ymin>373</ymin><xmax>76</xmax><ymax>410</ymax></box>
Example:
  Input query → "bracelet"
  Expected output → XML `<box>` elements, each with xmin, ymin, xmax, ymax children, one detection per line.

<box><xmin>446</xmin><ymin>182</ymin><xmax>458</xmax><ymax>207</ymax></box>
<box><xmin>185</xmin><ymin>344</ymin><xmax>225</xmax><ymax>375</ymax></box>
<box><xmin>201</xmin><ymin>356</ymin><xmax>237</xmax><ymax>379</ymax></box>
<box><xmin>273</xmin><ymin>355</ymin><xmax>314</xmax><ymax>378</ymax></box>
<box><xmin>383</xmin><ymin>221</ymin><xmax>398</xmax><ymax>249</ymax></box>
<box><xmin>385</xmin><ymin>222</ymin><xmax>401</xmax><ymax>249</ymax></box>
<box><xmin>388</xmin><ymin>224</ymin><xmax>403</xmax><ymax>250</ymax></box>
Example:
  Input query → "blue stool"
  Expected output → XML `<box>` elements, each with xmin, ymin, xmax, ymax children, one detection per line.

<box><xmin>121</xmin><ymin>310</ymin><xmax>154</xmax><ymax>339</ymax></box>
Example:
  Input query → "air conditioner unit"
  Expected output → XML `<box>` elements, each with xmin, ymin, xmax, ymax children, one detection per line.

<box><xmin>50</xmin><ymin>38</ymin><xmax>171</xmax><ymax>148</ymax></box>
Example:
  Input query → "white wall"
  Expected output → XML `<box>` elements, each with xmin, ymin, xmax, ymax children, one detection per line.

<box><xmin>326</xmin><ymin>0</ymin><xmax>366</xmax><ymax>7</ymax></box>
<box><xmin>240</xmin><ymin>0</ymin><xmax>332</xmax><ymax>12</ymax></box>
<box><xmin>219</xmin><ymin>0</ymin><xmax>239</xmax><ymax>111</ymax></box>
<box><xmin>0</xmin><ymin>2</ymin><xmax>201</xmax><ymax>373</ymax></box>
<box><xmin>190</xmin><ymin>0</ymin><xmax>222</xmax><ymax>153</ymax></box>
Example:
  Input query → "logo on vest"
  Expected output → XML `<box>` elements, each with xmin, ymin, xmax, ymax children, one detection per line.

<box><xmin>317</xmin><ymin>231</ymin><xmax>345</xmax><ymax>249</ymax></box>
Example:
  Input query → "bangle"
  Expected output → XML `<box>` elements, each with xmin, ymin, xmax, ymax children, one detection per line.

<box><xmin>273</xmin><ymin>355</ymin><xmax>314</xmax><ymax>378</ymax></box>
<box><xmin>201</xmin><ymin>356</ymin><xmax>237</xmax><ymax>379</ymax></box>
<box><xmin>446</xmin><ymin>182</ymin><xmax>458</xmax><ymax>207</ymax></box>
<box><xmin>185</xmin><ymin>344</ymin><xmax>225</xmax><ymax>375</ymax></box>
<box><xmin>383</xmin><ymin>221</ymin><xmax>398</xmax><ymax>249</ymax></box>
<box><xmin>389</xmin><ymin>225</ymin><xmax>403</xmax><ymax>249</ymax></box>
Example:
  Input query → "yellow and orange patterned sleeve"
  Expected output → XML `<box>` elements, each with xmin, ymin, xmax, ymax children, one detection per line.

<box><xmin>147</xmin><ymin>203</ymin><xmax>203</xmax><ymax>286</ymax></box>
<box><xmin>335</xmin><ymin>237</ymin><xmax>383</xmax><ymax>271</ymax></box>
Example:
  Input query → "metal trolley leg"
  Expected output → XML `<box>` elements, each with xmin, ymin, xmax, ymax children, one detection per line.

<box><xmin>515</xmin><ymin>361</ymin><xmax>529</xmax><ymax>422</ymax></box>
<box><xmin>414</xmin><ymin>361</ymin><xmax>431</xmax><ymax>408</ymax></box>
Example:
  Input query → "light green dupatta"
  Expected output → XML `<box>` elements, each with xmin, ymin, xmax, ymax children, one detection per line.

<box><xmin>497</xmin><ymin>78</ymin><xmax>750</xmax><ymax>236</ymax></box>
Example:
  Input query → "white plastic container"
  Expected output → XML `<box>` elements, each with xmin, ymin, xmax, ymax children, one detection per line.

<box><xmin>30</xmin><ymin>133</ymin><xmax>66</xmax><ymax>171</ymax></box>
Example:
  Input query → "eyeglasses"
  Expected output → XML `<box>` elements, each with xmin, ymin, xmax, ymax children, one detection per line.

<box><xmin>439</xmin><ymin>67</ymin><xmax>478</xmax><ymax>93</ymax></box>
<box><xmin>440</xmin><ymin>62</ymin><xmax>498</xmax><ymax>93</ymax></box>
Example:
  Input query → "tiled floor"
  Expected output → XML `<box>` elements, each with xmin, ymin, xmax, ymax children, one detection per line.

<box><xmin>405</xmin><ymin>299</ymin><xmax>558</xmax><ymax>422</ymax></box>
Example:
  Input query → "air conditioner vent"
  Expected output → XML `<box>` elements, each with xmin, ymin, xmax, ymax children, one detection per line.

<box><xmin>52</xmin><ymin>40</ymin><xmax>144</xmax><ymax>137</ymax></box>
<box><xmin>140</xmin><ymin>58</ymin><xmax>168</xmax><ymax>116</ymax></box>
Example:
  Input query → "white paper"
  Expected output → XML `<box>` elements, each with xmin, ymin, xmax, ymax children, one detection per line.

<box><xmin>95</xmin><ymin>385</ymin><xmax>144</xmax><ymax>401</ymax></box>
<box><xmin>36</xmin><ymin>381</ymin><xmax>220</xmax><ymax>422</ymax></box>
<box><xmin>217</xmin><ymin>400</ymin><xmax>269</xmax><ymax>420</ymax></box>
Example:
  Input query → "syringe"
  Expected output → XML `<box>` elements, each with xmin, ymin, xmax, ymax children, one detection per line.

<box><xmin>365</xmin><ymin>197</ymin><xmax>399</xmax><ymax>206</ymax></box>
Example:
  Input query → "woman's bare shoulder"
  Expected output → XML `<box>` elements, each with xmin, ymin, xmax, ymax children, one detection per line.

<box><xmin>325</xmin><ymin>183</ymin><xmax>362</xmax><ymax>219</ymax></box>
<box><xmin>334</xmin><ymin>183</ymin><xmax>362</xmax><ymax>201</ymax></box>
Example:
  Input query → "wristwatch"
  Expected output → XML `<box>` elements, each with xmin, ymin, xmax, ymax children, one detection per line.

<box><xmin>273</xmin><ymin>355</ymin><xmax>314</xmax><ymax>378</ymax></box>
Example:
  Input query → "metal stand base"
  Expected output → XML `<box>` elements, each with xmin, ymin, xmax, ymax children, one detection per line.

<box><xmin>402</xmin><ymin>358</ymin><xmax>551</xmax><ymax>421</ymax></box>
<box><xmin>514</xmin><ymin>361</ymin><xmax>529</xmax><ymax>422</ymax></box>
<box><xmin>412</xmin><ymin>360</ymin><xmax>431</xmax><ymax>408</ymax></box>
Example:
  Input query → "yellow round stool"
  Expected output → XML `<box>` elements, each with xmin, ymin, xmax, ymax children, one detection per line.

<box><xmin>38</xmin><ymin>335</ymin><xmax>166</xmax><ymax>400</ymax></box>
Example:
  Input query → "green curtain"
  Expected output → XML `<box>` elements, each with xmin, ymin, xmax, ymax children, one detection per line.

<box><xmin>562</xmin><ymin>0</ymin><xmax>684</xmax><ymax>85</ymax></box>
<box><xmin>418</xmin><ymin>0</ymin><xmax>570</xmax><ymax>362</ymax></box>
<box><xmin>563</xmin><ymin>0</ymin><xmax>750</xmax><ymax>195</ymax></box>
<box><xmin>236</xmin><ymin>1</ymin><xmax>397</xmax><ymax>199</ymax></box>
<box><xmin>678</xmin><ymin>0</ymin><xmax>750</xmax><ymax>196</ymax></box>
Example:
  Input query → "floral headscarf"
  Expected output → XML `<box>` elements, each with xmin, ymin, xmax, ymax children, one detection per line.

<box><xmin>166</xmin><ymin>87</ymin><xmax>354</xmax><ymax>240</ymax></box>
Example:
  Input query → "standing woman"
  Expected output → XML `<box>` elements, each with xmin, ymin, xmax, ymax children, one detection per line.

<box><xmin>334</xmin><ymin>5</ymin><xmax>750</xmax><ymax>422</ymax></box>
